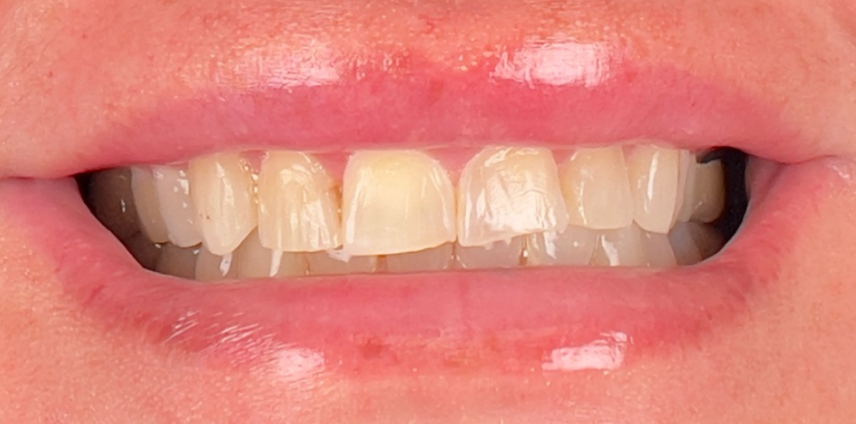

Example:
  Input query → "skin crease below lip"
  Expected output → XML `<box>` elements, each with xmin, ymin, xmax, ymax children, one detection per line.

<box><xmin>0</xmin><ymin>1</ymin><xmax>856</xmax><ymax>424</ymax></box>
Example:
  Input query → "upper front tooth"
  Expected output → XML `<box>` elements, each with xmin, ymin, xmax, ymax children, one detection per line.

<box><xmin>188</xmin><ymin>152</ymin><xmax>258</xmax><ymax>256</ymax></box>
<box><xmin>341</xmin><ymin>150</ymin><xmax>456</xmax><ymax>256</ymax></box>
<box><xmin>627</xmin><ymin>145</ymin><xmax>681</xmax><ymax>234</ymax></box>
<box><xmin>689</xmin><ymin>161</ymin><xmax>726</xmax><ymax>223</ymax></box>
<box><xmin>559</xmin><ymin>147</ymin><xmax>634</xmax><ymax>230</ymax></box>
<box><xmin>257</xmin><ymin>152</ymin><xmax>341</xmax><ymax>253</ymax></box>
<box><xmin>457</xmin><ymin>147</ymin><xmax>568</xmax><ymax>246</ymax></box>
<box><xmin>151</xmin><ymin>165</ymin><xmax>203</xmax><ymax>248</ymax></box>
<box><xmin>130</xmin><ymin>167</ymin><xmax>170</xmax><ymax>243</ymax></box>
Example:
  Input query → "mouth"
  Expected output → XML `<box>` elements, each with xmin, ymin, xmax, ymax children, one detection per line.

<box><xmin>0</xmin><ymin>0</ymin><xmax>851</xmax><ymax>384</ymax></box>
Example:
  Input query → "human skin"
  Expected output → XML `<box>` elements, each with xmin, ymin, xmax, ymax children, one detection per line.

<box><xmin>1</xmin><ymin>0</ymin><xmax>856</xmax><ymax>422</ymax></box>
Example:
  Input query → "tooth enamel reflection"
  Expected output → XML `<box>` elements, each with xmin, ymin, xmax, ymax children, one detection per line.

<box><xmin>690</xmin><ymin>161</ymin><xmax>726</xmax><ymax>223</ymax></box>
<box><xmin>526</xmin><ymin>226</ymin><xmax>598</xmax><ymax>266</ymax></box>
<box><xmin>590</xmin><ymin>224</ymin><xmax>647</xmax><ymax>267</ymax></box>
<box><xmin>131</xmin><ymin>167</ymin><xmax>170</xmax><ymax>243</ymax></box>
<box><xmin>458</xmin><ymin>147</ymin><xmax>568</xmax><ymax>246</ymax></box>
<box><xmin>454</xmin><ymin>237</ymin><xmax>525</xmax><ymax>269</ymax></box>
<box><xmin>306</xmin><ymin>250</ymin><xmax>378</xmax><ymax>275</ymax></box>
<box><xmin>89</xmin><ymin>168</ymin><xmax>139</xmax><ymax>241</ymax></box>
<box><xmin>156</xmin><ymin>244</ymin><xmax>199</xmax><ymax>279</ymax></box>
<box><xmin>195</xmin><ymin>248</ymin><xmax>236</xmax><ymax>282</ymax></box>
<box><xmin>627</xmin><ymin>146</ymin><xmax>681</xmax><ymax>234</ymax></box>
<box><xmin>233</xmin><ymin>230</ymin><xmax>306</xmax><ymax>278</ymax></box>
<box><xmin>342</xmin><ymin>150</ymin><xmax>456</xmax><ymax>256</ymax></box>
<box><xmin>152</xmin><ymin>165</ymin><xmax>203</xmax><ymax>248</ymax></box>
<box><xmin>385</xmin><ymin>244</ymin><xmax>453</xmax><ymax>273</ymax></box>
<box><xmin>189</xmin><ymin>152</ymin><xmax>258</xmax><ymax>256</ymax></box>
<box><xmin>257</xmin><ymin>152</ymin><xmax>341</xmax><ymax>253</ymax></box>
<box><xmin>559</xmin><ymin>147</ymin><xmax>634</xmax><ymax>230</ymax></box>
<box><xmin>669</xmin><ymin>222</ymin><xmax>724</xmax><ymax>265</ymax></box>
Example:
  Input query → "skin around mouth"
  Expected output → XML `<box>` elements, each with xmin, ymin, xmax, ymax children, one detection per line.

<box><xmin>1</xmin><ymin>0</ymin><xmax>856</xmax><ymax>423</ymax></box>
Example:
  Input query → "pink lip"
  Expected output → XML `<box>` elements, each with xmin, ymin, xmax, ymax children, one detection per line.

<box><xmin>0</xmin><ymin>53</ymin><xmax>837</xmax><ymax>376</ymax></box>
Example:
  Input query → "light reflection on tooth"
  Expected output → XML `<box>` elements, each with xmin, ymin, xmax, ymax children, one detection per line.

<box><xmin>559</xmin><ymin>147</ymin><xmax>634</xmax><ymax>230</ymax></box>
<box><xmin>89</xmin><ymin>168</ymin><xmax>139</xmax><ymax>241</ymax></box>
<box><xmin>131</xmin><ymin>167</ymin><xmax>170</xmax><ymax>243</ymax></box>
<box><xmin>457</xmin><ymin>147</ymin><xmax>568</xmax><ymax>246</ymax></box>
<box><xmin>258</xmin><ymin>152</ymin><xmax>341</xmax><ymax>253</ymax></box>
<box><xmin>195</xmin><ymin>248</ymin><xmax>236</xmax><ymax>282</ymax></box>
<box><xmin>123</xmin><ymin>232</ymin><xmax>162</xmax><ymax>270</ymax></box>
<box><xmin>156</xmin><ymin>244</ymin><xmax>199</xmax><ymax>279</ymax></box>
<box><xmin>385</xmin><ymin>244</ymin><xmax>453</xmax><ymax>273</ymax></box>
<box><xmin>233</xmin><ymin>230</ymin><xmax>306</xmax><ymax>278</ymax></box>
<box><xmin>590</xmin><ymin>224</ymin><xmax>647</xmax><ymax>267</ymax></box>
<box><xmin>641</xmin><ymin>231</ymin><xmax>677</xmax><ymax>268</ymax></box>
<box><xmin>189</xmin><ymin>152</ymin><xmax>258</xmax><ymax>256</ymax></box>
<box><xmin>342</xmin><ymin>150</ymin><xmax>456</xmax><ymax>256</ymax></box>
<box><xmin>691</xmin><ymin>161</ymin><xmax>726</xmax><ymax>223</ymax></box>
<box><xmin>627</xmin><ymin>145</ymin><xmax>681</xmax><ymax>234</ymax></box>
<box><xmin>306</xmin><ymin>250</ymin><xmax>378</xmax><ymax>276</ymax></box>
<box><xmin>152</xmin><ymin>165</ymin><xmax>203</xmax><ymax>248</ymax></box>
<box><xmin>454</xmin><ymin>237</ymin><xmax>525</xmax><ymax>269</ymax></box>
<box><xmin>526</xmin><ymin>226</ymin><xmax>598</xmax><ymax>266</ymax></box>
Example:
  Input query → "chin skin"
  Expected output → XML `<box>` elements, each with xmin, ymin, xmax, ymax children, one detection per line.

<box><xmin>1</xmin><ymin>0</ymin><xmax>856</xmax><ymax>423</ymax></box>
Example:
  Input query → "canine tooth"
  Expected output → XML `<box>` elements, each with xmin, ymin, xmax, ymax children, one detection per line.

<box><xmin>189</xmin><ymin>152</ymin><xmax>258</xmax><ymax>255</ymax></box>
<box><xmin>627</xmin><ymin>146</ymin><xmax>681</xmax><ymax>234</ymax></box>
<box><xmin>306</xmin><ymin>250</ymin><xmax>378</xmax><ymax>275</ymax></box>
<box><xmin>257</xmin><ymin>152</ymin><xmax>341</xmax><ymax>253</ymax></box>
<box><xmin>454</xmin><ymin>237</ymin><xmax>525</xmax><ymax>269</ymax></box>
<box><xmin>559</xmin><ymin>147</ymin><xmax>634</xmax><ymax>230</ymax></box>
<box><xmin>123</xmin><ymin>232</ymin><xmax>162</xmax><ymax>270</ymax></box>
<box><xmin>195</xmin><ymin>248</ymin><xmax>236</xmax><ymax>282</ymax></box>
<box><xmin>152</xmin><ymin>165</ymin><xmax>203</xmax><ymax>248</ymax></box>
<box><xmin>590</xmin><ymin>224</ymin><xmax>647</xmax><ymax>267</ymax></box>
<box><xmin>385</xmin><ymin>244</ymin><xmax>454</xmax><ymax>273</ymax></box>
<box><xmin>131</xmin><ymin>167</ymin><xmax>170</xmax><ymax>243</ymax></box>
<box><xmin>89</xmin><ymin>168</ymin><xmax>139</xmax><ymax>241</ymax></box>
<box><xmin>642</xmin><ymin>231</ymin><xmax>678</xmax><ymax>268</ymax></box>
<box><xmin>691</xmin><ymin>161</ymin><xmax>726</xmax><ymax>223</ymax></box>
<box><xmin>342</xmin><ymin>150</ymin><xmax>456</xmax><ymax>256</ymax></box>
<box><xmin>675</xmin><ymin>151</ymin><xmax>697</xmax><ymax>222</ymax></box>
<box><xmin>156</xmin><ymin>244</ymin><xmax>199</xmax><ymax>279</ymax></box>
<box><xmin>457</xmin><ymin>147</ymin><xmax>568</xmax><ymax>246</ymax></box>
<box><xmin>526</xmin><ymin>226</ymin><xmax>598</xmax><ymax>266</ymax></box>
<box><xmin>233</xmin><ymin>230</ymin><xmax>306</xmax><ymax>278</ymax></box>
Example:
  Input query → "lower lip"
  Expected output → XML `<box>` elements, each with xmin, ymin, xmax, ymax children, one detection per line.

<box><xmin>0</xmin><ymin>158</ymin><xmax>831</xmax><ymax>376</ymax></box>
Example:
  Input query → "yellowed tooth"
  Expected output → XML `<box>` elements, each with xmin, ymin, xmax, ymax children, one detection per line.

<box><xmin>559</xmin><ymin>147</ymin><xmax>634</xmax><ymax>230</ymax></box>
<box><xmin>156</xmin><ymin>244</ymin><xmax>199</xmax><ymax>279</ymax></box>
<box><xmin>590</xmin><ymin>224</ymin><xmax>647</xmax><ymax>267</ymax></box>
<box><xmin>233</xmin><ymin>230</ymin><xmax>306</xmax><ymax>278</ymax></box>
<box><xmin>454</xmin><ymin>237</ymin><xmax>525</xmax><ymax>269</ymax></box>
<box><xmin>641</xmin><ymin>231</ymin><xmax>677</xmax><ymax>268</ymax></box>
<box><xmin>257</xmin><ymin>152</ymin><xmax>341</xmax><ymax>253</ymax></box>
<box><xmin>195</xmin><ymin>248</ymin><xmax>236</xmax><ymax>282</ymax></box>
<box><xmin>306</xmin><ymin>250</ymin><xmax>378</xmax><ymax>276</ymax></box>
<box><xmin>385</xmin><ymin>244</ymin><xmax>453</xmax><ymax>273</ymax></box>
<box><xmin>89</xmin><ymin>168</ymin><xmax>139</xmax><ymax>241</ymax></box>
<box><xmin>526</xmin><ymin>226</ymin><xmax>598</xmax><ymax>266</ymax></box>
<box><xmin>669</xmin><ymin>222</ymin><xmax>724</xmax><ymax>265</ymax></box>
<box><xmin>457</xmin><ymin>147</ymin><xmax>568</xmax><ymax>246</ymax></box>
<box><xmin>690</xmin><ymin>161</ymin><xmax>726</xmax><ymax>223</ymax></box>
<box><xmin>342</xmin><ymin>150</ymin><xmax>456</xmax><ymax>256</ymax></box>
<box><xmin>627</xmin><ymin>145</ymin><xmax>681</xmax><ymax>234</ymax></box>
<box><xmin>189</xmin><ymin>152</ymin><xmax>258</xmax><ymax>256</ymax></box>
<box><xmin>131</xmin><ymin>167</ymin><xmax>170</xmax><ymax>243</ymax></box>
<box><xmin>152</xmin><ymin>165</ymin><xmax>203</xmax><ymax>248</ymax></box>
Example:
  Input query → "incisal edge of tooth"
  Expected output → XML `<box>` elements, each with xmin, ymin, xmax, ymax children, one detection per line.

<box><xmin>152</xmin><ymin>165</ymin><xmax>203</xmax><ymax>247</ymax></box>
<box><xmin>233</xmin><ymin>230</ymin><xmax>306</xmax><ymax>278</ymax></box>
<box><xmin>627</xmin><ymin>145</ymin><xmax>681</xmax><ymax>234</ymax></box>
<box><xmin>691</xmin><ymin>161</ymin><xmax>726</xmax><ymax>223</ymax></box>
<box><xmin>307</xmin><ymin>250</ymin><xmax>378</xmax><ymax>275</ymax></box>
<box><xmin>559</xmin><ymin>147</ymin><xmax>634</xmax><ymax>230</ymax></box>
<box><xmin>454</xmin><ymin>237</ymin><xmax>525</xmax><ymax>269</ymax></box>
<box><xmin>131</xmin><ymin>167</ymin><xmax>170</xmax><ymax>243</ymax></box>
<box><xmin>342</xmin><ymin>150</ymin><xmax>456</xmax><ymax>256</ymax></box>
<box><xmin>189</xmin><ymin>152</ymin><xmax>258</xmax><ymax>256</ymax></box>
<box><xmin>89</xmin><ymin>168</ymin><xmax>139</xmax><ymax>241</ymax></box>
<box><xmin>385</xmin><ymin>244</ymin><xmax>453</xmax><ymax>273</ymax></box>
<box><xmin>590</xmin><ymin>224</ymin><xmax>647</xmax><ymax>267</ymax></box>
<box><xmin>526</xmin><ymin>226</ymin><xmax>598</xmax><ymax>266</ymax></box>
<box><xmin>157</xmin><ymin>244</ymin><xmax>199</xmax><ymax>279</ymax></box>
<box><xmin>258</xmin><ymin>152</ymin><xmax>341</xmax><ymax>253</ymax></box>
<box><xmin>457</xmin><ymin>147</ymin><xmax>568</xmax><ymax>246</ymax></box>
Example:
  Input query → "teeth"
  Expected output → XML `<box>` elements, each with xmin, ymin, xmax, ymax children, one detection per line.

<box><xmin>526</xmin><ymin>226</ymin><xmax>598</xmax><ymax>266</ymax></box>
<box><xmin>454</xmin><ymin>237</ymin><xmax>525</xmax><ymax>269</ymax></box>
<box><xmin>690</xmin><ymin>161</ymin><xmax>726</xmax><ymax>223</ymax></box>
<box><xmin>123</xmin><ymin>232</ymin><xmax>162</xmax><ymax>270</ymax></box>
<box><xmin>233</xmin><ymin>230</ymin><xmax>307</xmax><ymax>278</ymax></box>
<box><xmin>457</xmin><ymin>147</ymin><xmax>568</xmax><ymax>246</ymax></box>
<box><xmin>156</xmin><ymin>244</ymin><xmax>199</xmax><ymax>279</ymax></box>
<box><xmin>195</xmin><ymin>248</ymin><xmax>236</xmax><ymax>282</ymax></box>
<box><xmin>88</xmin><ymin>169</ymin><xmax>139</xmax><ymax>241</ymax></box>
<box><xmin>130</xmin><ymin>167</ymin><xmax>170</xmax><ymax>243</ymax></box>
<box><xmin>385</xmin><ymin>244</ymin><xmax>454</xmax><ymax>273</ymax></box>
<box><xmin>627</xmin><ymin>146</ymin><xmax>681</xmax><ymax>234</ymax></box>
<box><xmin>188</xmin><ymin>153</ymin><xmax>258</xmax><ymax>256</ymax></box>
<box><xmin>559</xmin><ymin>147</ymin><xmax>634</xmax><ymax>230</ymax></box>
<box><xmin>590</xmin><ymin>224</ymin><xmax>647</xmax><ymax>267</ymax></box>
<box><xmin>151</xmin><ymin>165</ymin><xmax>203</xmax><ymax>248</ymax></box>
<box><xmin>641</xmin><ymin>231</ymin><xmax>678</xmax><ymax>267</ymax></box>
<box><xmin>306</xmin><ymin>250</ymin><xmax>378</xmax><ymax>276</ymax></box>
<box><xmin>257</xmin><ymin>152</ymin><xmax>341</xmax><ymax>253</ymax></box>
<box><xmin>669</xmin><ymin>222</ymin><xmax>724</xmax><ymax>265</ymax></box>
<box><xmin>342</xmin><ymin>150</ymin><xmax>456</xmax><ymax>255</ymax></box>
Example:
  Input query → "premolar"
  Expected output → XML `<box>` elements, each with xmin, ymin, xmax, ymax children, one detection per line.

<box><xmin>131</xmin><ymin>167</ymin><xmax>170</xmax><ymax>243</ymax></box>
<box><xmin>152</xmin><ymin>165</ymin><xmax>202</xmax><ymax>248</ymax></box>
<box><xmin>627</xmin><ymin>146</ymin><xmax>681</xmax><ymax>234</ymax></box>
